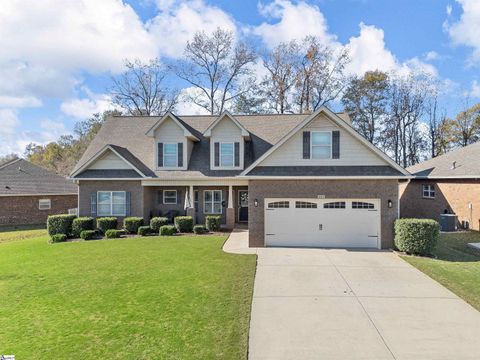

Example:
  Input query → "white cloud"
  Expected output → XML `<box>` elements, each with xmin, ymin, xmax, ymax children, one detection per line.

<box><xmin>446</xmin><ymin>4</ymin><xmax>453</xmax><ymax>16</ymax></box>
<box><xmin>148</xmin><ymin>0</ymin><xmax>237</xmax><ymax>58</ymax></box>
<box><xmin>61</xmin><ymin>88</ymin><xmax>116</xmax><ymax>119</ymax></box>
<box><xmin>253</xmin><ymin>0</ymin><xmax>336</xmax><ymax>47</ymax></box>
<box><xmin>252</xmin><ymin>2</ymin><xmax>437</xmax><ymax>77</ymax></box>
<box><xmin>467</xmin><ymin>80</ymin><xmax>480</xmax><ymax>97</ymax></box>
<box><xmin>425</xmin><ymin>51</ymin><xmax>439</xmax><ymax>61</ymax></box>
<box><xmin>175</xmin><ymin>87</ymin><xmax>211</xmax><ymax>115</ymax></box>
<box><xmin>0</xmin><ymin>109</ymin><xmax>19</xmax><ymax>135</ymax></box>
<box><xmin>446</xmin><ymin>0</ymin><xmax>480</xmax><ymax>64</ymax></box>
<box><xmin>0</xmin><ymin>95</ymin><xmax>42</xmax><ymax>108</ymax></box>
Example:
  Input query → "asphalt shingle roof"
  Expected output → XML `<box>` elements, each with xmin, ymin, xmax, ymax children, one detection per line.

<box><xmin>0</xmin><ymin>159</ymin><xmax>77</xmax><ymax>195</ymax></box>
<box><xmin>407</xmin><ymin>141</ymin><xmax>480</xmax><ymax>178</ymax></box>
<box><xmin>73</xmin><ymin>114</ymin><xmax>306</xmax><ymax>178</ymax></box>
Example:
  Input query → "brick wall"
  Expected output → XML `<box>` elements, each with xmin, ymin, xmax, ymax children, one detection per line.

<box><xmin>400</xmin><ymin>179</ymin><xmax>480</xmax><ymax>230</ymax></box>
<box><xmin>0</xmin><ymin>194</ymin><xmax>78</xmax><ymax>226</ymax></box>
<box><xmin>248</xmin><ymin>179</ymin><xmax>399</xmax><ymax>249</ymax></box>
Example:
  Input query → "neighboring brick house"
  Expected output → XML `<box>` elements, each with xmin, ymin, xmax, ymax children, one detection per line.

<box><xmin>70</xmin><ymin>107</ymin><xmax>410</xmax><ymax>249</ymax></box>
<box><xmin>0</xmin><ymin>159</ymin><xmax>78</xmax><ymax>226</ymax></box>
<box><xmin>400</xmin><ymin>142</ymin><xmax>480</xmax><ymax>230</ymax></box>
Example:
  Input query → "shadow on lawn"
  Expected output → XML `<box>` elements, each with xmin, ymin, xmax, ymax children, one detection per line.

<box><xmin>432</xmin><ymin>231</ymin><xmax>480</xmax><ymax>262</ymax></box>
<box><xmin>0</xmin><ymin>224</ymin><xmax>46</xmax><ymax>233</ymax></box>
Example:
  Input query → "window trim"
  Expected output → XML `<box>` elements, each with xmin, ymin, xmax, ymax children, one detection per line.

<box><xmin>204</xmin><ymin>190</ymin><xmax>223</xmax><ymax>214</ymax></box>
<box><xmin>163</xmin><ymin>190</ymin><xmax>178</xmax><ymax>204</ymax></box>
<box><xmin>219</xmin><ymin>142</ymin><xmax>235</xmax><ymax>167</ymax></box>
<box><xmin>38</xmin><ymin>199</ymin><xmax>51</xmax><ymax>210</ymax></box>
<box><xmin>97</xmin><ymin>191</ymin><xmax>126</xmax><ymax>217</ymax></box>
<box><xmin>422</xmin><ymin>184</ymin><xmax>435</xmax><ymax>199</ymax></box>
<box><xmin>162</xmin><ymin>142</ymin><xmax>179</xmax><ymax>168</ymax></box>
<box><xmin>310</xmin><ymin>131</ymin><xmax>332</xmax><ymax>159</ymax></box>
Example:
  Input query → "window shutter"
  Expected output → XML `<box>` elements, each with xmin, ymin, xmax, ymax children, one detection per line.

<box><xmin>178</xmin><ymin>142</ymin><xmax>183</xmax><ymax>167</ymax></box>
<box><xmin>90</xmin><ymin>192</ymin><xmax>97</xmax><ymax>217</ymax></box>
<box><xmin>332</xmin><ymin>131</ymin><xmax>340</xmax><ymax>159</ymax></box>
<box><xmin>303</xmin><ymin>131</ymin><xmax>310</xmax><ymax>159</ymax></box>
<box><xmin>214</xmin><ymin>142</ymin><xmax>220</xmax><ymax>167</ymax></box>
<box><xmin>157</xmin><ymin>142</ymin><xmax>163</xmax><ymax>167</ymax></box>
<box><xmin>234</xmin><ymin>142</ymin><xmax>240</xmax><ymax>167</ymax></box>
<box><xmin>125</xmin><ymin>192</ymin><xmax>131</xmax><ymax>216</ymax></box>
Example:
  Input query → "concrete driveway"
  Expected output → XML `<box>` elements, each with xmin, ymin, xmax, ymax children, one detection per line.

<box><xmin>224</xmin><ymin>230</ymin><xmax>480</xmax><ymax>360</ymax></box>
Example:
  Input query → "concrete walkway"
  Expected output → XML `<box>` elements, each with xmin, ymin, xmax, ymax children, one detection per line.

<box><xmin>224</xmin><ymin>229</ymin><xmax>480</xmax><ymax>360</ymax></box>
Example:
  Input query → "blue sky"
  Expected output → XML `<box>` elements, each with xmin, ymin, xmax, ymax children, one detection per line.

<box><xmin>1</xmin><ymin>0</ymin><xmax>479</xmax><ymax>156</ymax></box>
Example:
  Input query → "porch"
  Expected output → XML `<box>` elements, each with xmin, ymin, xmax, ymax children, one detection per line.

<box><xmin>142</xmin><ymin>181</ymin><xmax>249</xmax><ymax>229</ymax></box>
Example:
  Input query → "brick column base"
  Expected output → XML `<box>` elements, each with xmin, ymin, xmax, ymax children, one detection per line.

<box><xmin>226</xmin><ymin>208</ymin><xmax>235</xmax><ymax>230</ymax></box>
<box><xmin>186</xmin><ymin>207</ymin><xmax>196</xmax><ymax>224</ymax></box>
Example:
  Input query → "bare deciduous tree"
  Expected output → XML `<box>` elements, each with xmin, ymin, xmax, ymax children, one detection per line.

<box><xmin>259</xmin><ymin>40</ymin><xmax>299</xmax><ymax>114</ymax></box>
<box><xmin>295</xmin><ymin>37</ymin><xmax>350</xmax><ymax>113</ymax></box>
<box><xmin>342</xmin><ymin>70</ymin><xmax>390</xmax><ymax>145</ymax></box>
<box><xmin>447</xmin><ymin>102</ymin><xmax>480</xmax><ymax>147</ymax></box>
<box><xmin>174</xmin><ymin>28</ymin><xmax>256</xmax><ymax>115</ymax></box>
<box><xmin>111</xmin><ymin>59</ymin><xmax>177</xmax><ymax>116</ymax></box>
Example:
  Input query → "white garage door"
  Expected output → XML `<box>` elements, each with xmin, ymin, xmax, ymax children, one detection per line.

<box><xmin>265</xmin><ymin>198</ymin><xmax>381</xmax><ymax>248</ymax></box>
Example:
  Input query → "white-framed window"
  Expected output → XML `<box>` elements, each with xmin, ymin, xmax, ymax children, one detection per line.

<box><xmin>204</xmin><ymin>190</ymin><xmax>222</xmax><ymax>214</ymax></box>
<box><xmin>163</xmin><ymin>190</ymin><xmax>177</xmax><ymax>204</ymax></box>
<box><xmin>38</xmin><ymin>199</ymin><xmax>51</xmax><ymax>210</ymax></box>
<box><xmin>352</xmin><ymin>201</ymin><xmax>375</xmax><ymax>209</ymax></box>
<box><xmin>311</xmin><ymin>131</ymin><xmax>332</xmax><ymax>159</ymax></box>
<box><xmin>324</xmin><ymin>201</ymin><xmax>346</xmax><ymax>209</ymax></box>
<box><xmin>97</xmin><ymin>191</ymin><xmax>126</xmax><ymax>216</ymax></box>
<box><xmin>220</xmin><ymin>142</ymin><xmax>234</xmax><ymax>167</ymax></box>
<box><xmin>163</xmin><ymin>143</ymin><xmax>178</xmax><ymax>167</ymax></box>
<box><xmin>295</xmin><ymin>201</ymin><xmax>317</xmax><ymax>208</ymax></box>
<box><xmin>422</xmin><ymin>184</ymin><xmax>435</xmax><ymax>199</ymax></box>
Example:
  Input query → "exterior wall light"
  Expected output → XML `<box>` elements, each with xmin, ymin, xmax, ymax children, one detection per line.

<box><xmin>388</xmin><ymin>200</ymin><xmax>393</xmax><ymax>208</ymax></box>
<box><xmin>254</xmin><ymin>199</ymin><xmax>258</xmax><ymax>207</ymax></box>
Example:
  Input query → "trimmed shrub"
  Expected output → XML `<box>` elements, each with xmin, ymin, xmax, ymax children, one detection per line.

<box><xmin>205</xmin><ymin>215</ymin><xmax>221</xmax><ymax>232</ymax></box>
<box><xmin>137</xmin><ymin>226</ymin><xmax>151</xmax><ymax>236</ymax></box>
<box><xmin>193</xmin><ymin>225</ymin><xmax>207</xmax><ymax>235</ymax></box>
<box><xmin>150</xmin><ymin>217</ymin><xmax>169</xmax><ymax>232</ymax></box>
<box><xmin>96</xmin><ymin>217</ymin><xmax>118</xmax><ymax>234</ymax></box>
<box><xmin>174</xmin><ymin>216</ymin><xmax>193</xmax><ymax>233</ymax></box>
<box><xmin>72</xmin><ymin>217</ymin><xmax>94</xmax><ymax>237</ymax></box>
<box><xmin>394</xmin><ymin>218</ymin><xmax>440</xmax><ymax>255</ymax></box>
<box><xmin>47</xmin><ymin>214</ymin><xmax>76</xmax><ymax>237</ymax></box>
<box><xmin>105</xmin><ymin>229</ymin><xmax>124</xmax><ymax>239</ymax></box>
<box><xmin>51</xmin><ymin>233</ymin><xmax>67</xmax><ymax>243</ymax></box>
<box><xmin>159</xmin><ymin>225</ymin><xmax>176</xmax><ymax>236</ymax></box>
<box><xmin>80</xmin><ymin>230</ymin><xmax>96</xmax><ymax>240</ymax></box>
<box><xmin>123</xmin><ymin>217</ymin><xmax>143</xmax><ymax>234</ymax></box>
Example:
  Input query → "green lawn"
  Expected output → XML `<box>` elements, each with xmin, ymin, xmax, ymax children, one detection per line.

<box><xmin>0</xmin><ymin>228</ymin><xmax>256</xmax><ymax>359</ymax></box>
<box><xmin>402</xmin><ymin>231</ymin><xmax>480</xmax><ymax>310</ymax></box>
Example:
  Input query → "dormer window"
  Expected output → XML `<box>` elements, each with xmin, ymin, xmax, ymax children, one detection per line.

<box><xmin>163</xmin><ymin>143</ymin><xmax>178</xmax><ymax>167</ymax></box>
<box><xmin>311</xmin><ymin>131</ymin><xmax>332</xmax><ymax>159</ymax></box>
<box><xmin>220</xmin><ymin>143</ymin><xmax>234</xmax><ymax>167</ymax></box>
<box><xmin>157</xmin><ymin>142</ymin><xmax>183</xmax><ymax>169</ymax></box>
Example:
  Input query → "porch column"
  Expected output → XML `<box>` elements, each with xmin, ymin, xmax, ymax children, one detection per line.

<box><xmin>226</xmin><ymin>185</ymin><xmax>235</xmax><ymax>230</ymax></box>
<box><xmin>186</xmin><ymin>185</ymin><xmax>196</xmax><ymax>224</ymax></box>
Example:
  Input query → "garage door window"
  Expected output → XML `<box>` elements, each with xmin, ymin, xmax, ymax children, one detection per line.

<box><xmin>352</xmin><ymin>202</ymin><xmax>374</xmax><ymax>209</ymax></box>
<box><xmin>268</xmin><ymin>201</ymin><xmax>289</xmax><ymax>208</ymax></box>
<box><xmin>323</xmin><ymin>201</ymin><xmax>345</xmax><ymax>209</ymax></box>
<box><xmin>295</xmin><ymin>201</ymin><xmax>317</xmax><ymax>208</ymax></box>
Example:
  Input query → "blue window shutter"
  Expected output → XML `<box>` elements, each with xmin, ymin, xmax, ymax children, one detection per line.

<box><xmin>234</xmin><ymin>142</ymin><xmax>240</xmax><ymax>167</ymax></box>
<box><xmin>214</xmin><ymin>142</ymin><xmax>220</xmax><ymax>167</ymax></box>
<box><xmin>157</xmin><ymin>142</ymin><xmax>163</xmax><ymax>167</ymax></box>
<box><xmin>178</xmin><ymin>143</ymin><xmax>183</xmax><ymax>167</ymax></box>
<box><xmin>90</xmin><ymin>192</ymin><xmax>97</xmax><ymax>217</ymax></box>
<box><xmin>332</xmin><ymin>131</ymin><xmax>340</xmax><ymax>159</ymax></box>
<box><xmin>125</xmin><ymin>192</ymin><xmax>131</xmax><ymax>216</ymax></box>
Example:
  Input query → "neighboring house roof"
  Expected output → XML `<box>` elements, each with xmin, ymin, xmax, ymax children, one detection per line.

<box><xmin>408</xmin><ymin>141</ymin><xmax>480</xmax><ymax>179</ymax></box>
<box><xmin>0</xmin><ymin>159</ymin><xmax>77</xmax><ymax>196</ymax></box>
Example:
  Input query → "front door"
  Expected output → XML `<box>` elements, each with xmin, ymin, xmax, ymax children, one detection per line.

<box><xmin>238</xmin><ymin>190</ymin><xmax>248</xmax><ymax>222</ymax></box>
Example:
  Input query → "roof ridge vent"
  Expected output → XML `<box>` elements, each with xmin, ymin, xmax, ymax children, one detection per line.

<box><xmin>451</xmin><ymin>161</ymin><xmax>456</xmax><ymax>170</ymax></box>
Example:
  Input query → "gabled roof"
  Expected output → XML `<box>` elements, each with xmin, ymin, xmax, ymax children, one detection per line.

<box><xmin>408</xmin><ymin>141</ymin><xmax>480</xmax><ymax>179</ymax></box>
<box><xmin>70</xmin><ymin>144</ymin><xmax>152</xmax><ymax>178</ymax></box>
<box><xmin>145</xmin><ymin>112</ymin><xmax>199</xmax><ymax>141</ymax></box>
<box><xmin>240</xmin><ymin>106</ymin><xmax>410</xmax><ymax>177</ymax></box>
<box><xmin>203</xmin><ymin>111</ymin><xmax>250</xmax><ymax>139</ymax></box>
<box><xmin>0</xmin><ymin>159</ymin><xmax>77</xmax><ymax>196</ymax></box>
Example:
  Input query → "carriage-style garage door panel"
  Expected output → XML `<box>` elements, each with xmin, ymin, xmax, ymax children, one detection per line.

<box><xmin>265</xmin><ymin>198</ymin><xmax>381</xmax><ymax>248</ymax></box>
